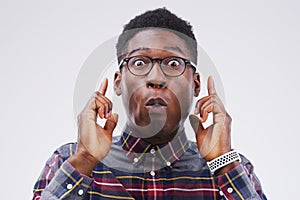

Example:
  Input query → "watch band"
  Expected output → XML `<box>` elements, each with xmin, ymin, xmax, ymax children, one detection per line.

<box><xmin>207</xmin><ymin>150</ymin><xmax>241</xmax><ymax>174</ymax></box>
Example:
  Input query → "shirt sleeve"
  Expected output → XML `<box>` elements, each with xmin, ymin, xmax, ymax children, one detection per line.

<box><xmin>33</xmin><ymin>143</ymin><xmax>93</xmax><ymax>200</ymax></box>
<box><xmin>214</xmin><ymin>156</ymin><xmax>267</xmax><ymax>200</ymax></box>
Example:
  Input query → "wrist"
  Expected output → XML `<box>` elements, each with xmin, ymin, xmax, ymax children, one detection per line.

<box><xmin>68</xmin><ymin>151</ymin><xmax>99</xmax><ymax>176</ymax></box>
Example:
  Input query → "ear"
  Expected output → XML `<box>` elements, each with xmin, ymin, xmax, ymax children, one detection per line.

<box><xmin>193</xmin><ymin>73</ymin><xmax>201</xmax><ymax>97</ymax></box>
<box><xmin>114</xmin><ymin>71</ymin><xmax>122</xmax><ymax>96</ymax></box>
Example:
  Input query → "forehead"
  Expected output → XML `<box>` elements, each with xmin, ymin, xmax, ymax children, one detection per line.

<box><xmin>125</xmin><ymin>29</ymin><xmax>191</xmax><ymax>58</ymax></box>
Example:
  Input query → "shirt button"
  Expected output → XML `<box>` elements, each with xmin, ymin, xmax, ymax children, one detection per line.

<box><xmin>133</xmin><ymin>157</ymin><xmax>139</xmax><ymax>163</ymax></box>
<box><xmin>166</xmin><ymin>161</ymin><xmax>171</xmax><ymax>166</ymax></box>
<box><xmin>227</xmin><ymin>187</ymin><xmax>233</xmax><ymax>193</ymax></box>
<box><xmin>150</xmin><ymin>171</ymin><xmax>155</xmax><ymax>176</ymax></box>
<box><xmin>78</xmin><ymin>189</ymin><xmax>84</xmax><ymax>196</ymax></box>
<box><xmin>219</xmin><ymin>190</ymin><xmax>224</xmax><ymax>196</ymax></box>
<box><xmin>150</xmin><ymin>149</ymin><xmax>155</xmax><ymax>154</ymax></box>
<box><xmin>66</xmin><ymin>183</ymin><xmax>72</xmax><ymax>190</ymax></box>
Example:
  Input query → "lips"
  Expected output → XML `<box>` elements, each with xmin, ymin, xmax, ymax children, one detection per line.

<box><xmin>145</xmin><ymin>97</ymin><xmax>168</xmax><ymax>109</ymax></box>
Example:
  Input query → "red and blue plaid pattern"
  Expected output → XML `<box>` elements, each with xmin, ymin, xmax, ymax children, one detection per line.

<box><xmin>33</xmin><ymin>131</ymin><xmax>267</xmax><ymax>200</ymax></box>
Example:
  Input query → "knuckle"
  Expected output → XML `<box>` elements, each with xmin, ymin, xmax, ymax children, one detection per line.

<box><xmin>226</xmin><ymin>113</ymin><xmax>232</xmax><ymax>122</ymax></box>
<box><xmin>94</xmin><ymin>91</ymin><xmax>101</xmax><ymax>97</ymax></box>
<box><xmin>103</xmin><ymin>102</ymin><xmax>109</xmax><ymax>108</ymax></box>
<box><xmin>99</xmin><ymin>104</ymin><xmax>105</xmax><ymax>110</ymax></box>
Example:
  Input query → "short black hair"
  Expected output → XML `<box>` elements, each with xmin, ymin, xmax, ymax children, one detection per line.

<box><xmin>116</xmin><ymin>8</ymin><xmax>198</xmax><ymax>64</ymax></box>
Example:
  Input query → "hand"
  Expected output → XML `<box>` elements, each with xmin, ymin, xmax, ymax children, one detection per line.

<box><xmin>68</xmin><ymin>78</ymin><xmax>118</xmax><ymax>175</ymax></box>
<box><xmin>189</xmin><ymin>76</ymin><xmax>232</xmax><ymax>162</ymax></box>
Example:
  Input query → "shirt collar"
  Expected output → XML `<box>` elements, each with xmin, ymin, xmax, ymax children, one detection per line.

<box><xmin>120</xmin><ymin>127</ymin><xmax>190</xmax><ymax>168</ymax></box>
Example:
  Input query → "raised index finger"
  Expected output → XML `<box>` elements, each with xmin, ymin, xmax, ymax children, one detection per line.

<box><xmin>207</xmin><ymin>76</ymin><xmax>217</xmax><ymax>95</ymax></box>
<box><xmin>99</xmin><ymin>78</ymin><xmax>108</xmax><ymax>96</ymax></box>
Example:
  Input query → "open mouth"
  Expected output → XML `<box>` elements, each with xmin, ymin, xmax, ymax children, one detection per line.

<box><xmin>145</xmin><ymin>98</ymin><xmax>168</xmax><ymax>109</ymax></box>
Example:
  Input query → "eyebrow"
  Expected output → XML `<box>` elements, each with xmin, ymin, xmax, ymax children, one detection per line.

<box><xmin>126</xmin><ymin>48</ymin><xmax>148</xmax><ymax>56</ymax></box>
<box><xmin>164</xmin><ymin>46</ymin><xmax>185</xmax><ymax>55</ymax></box>
<box><xmin>126</xmin><ymin>46</ymin><xmax>186</xmax><ymax>57</ymax></box>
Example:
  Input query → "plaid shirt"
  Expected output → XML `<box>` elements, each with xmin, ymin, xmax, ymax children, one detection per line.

<box><xmin>33</xmin><ymin>130</ymin><xmax>267</xmax><ymax>200</ymax></box>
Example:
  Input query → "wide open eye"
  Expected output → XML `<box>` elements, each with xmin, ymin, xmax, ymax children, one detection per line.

<box><xmin>130</xmin><ymin>56</ymin><xmax>150</xmax><ymax>70</ymax></box>
<box><xmin>167</xmin><ymin>59</ymin><xmax>180</xmax><ymax>67</ymax></box>
<box><xmin>133</xmin><ymin>59</ymin><xmax>146</xmax><ymax>67</ymax></box>
<box><xmin>128</xmin><ymin>56</ymin><xmax>151</xmax><ymax>75</ymax></box>
<box><xmin>161</xmin><ymin>57</ymin><xmax>185</xmax><ymax>76</ymax></box>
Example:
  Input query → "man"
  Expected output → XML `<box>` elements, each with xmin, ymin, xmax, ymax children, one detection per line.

<box><xmin>33</xmin><ymin>8</ymin><xmax>267</xmax><ymax>199</ymax></box>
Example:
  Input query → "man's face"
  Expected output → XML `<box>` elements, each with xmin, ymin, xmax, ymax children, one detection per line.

<box><xmin>114</xmin><ymin>29</ymin><xmax>200</xmax><ymax>144</ymax></box>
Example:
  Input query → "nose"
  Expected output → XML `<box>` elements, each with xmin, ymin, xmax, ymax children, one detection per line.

<box><xmin>146</xmin><ymin>62</ymin><xmax>167</xmax><ymax>89</ymax></box>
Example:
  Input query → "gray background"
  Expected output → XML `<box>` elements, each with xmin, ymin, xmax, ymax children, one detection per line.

<box><xmin>1</xmin><ymin>0</ymin><xmax>299</xmax><ymax>199</ymax></box>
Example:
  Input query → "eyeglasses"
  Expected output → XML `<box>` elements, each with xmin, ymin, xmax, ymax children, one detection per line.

<box><xmin>118</xmin><ymin>55</ymin><xmax>196</xmax><ymax>77</ymax></box>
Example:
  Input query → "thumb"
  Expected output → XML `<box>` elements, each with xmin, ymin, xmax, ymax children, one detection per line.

<box><xmin>104</xmin><ymin>113</ymin><xmax>119</xmax><ymax>133</ymax></box>
<box><xmin>189</xmin><ymin>114</ymin><xmax>204</xmax><ymax>136</ymax></box>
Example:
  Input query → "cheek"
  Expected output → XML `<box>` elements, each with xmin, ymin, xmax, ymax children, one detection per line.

<box><xmin>121</xmin><ymin>74</ymin><xmax>143</xmax><ymax>108</ymax></box>
<box><xmin>166</xmin><ymin>91</ymin><xmax>181</xmax><ymax>121</ymax></box>
<box><xmin>169</xmin><ymin>77</ymin><xmax>194</xmax><ymax>115</ymax></box>
<box><xmin>128</xmin><ymin>87</ymin><xmax>143</xmax><ymax>114</ymax></box>
<box><xmin>122</xmin><ymin>77</ymin><xmax>150</xmax><ymax>125</ymax></box>
<box><xmin>129</xmin><ymin>90</ymin><xmax>151</xmax><ymax>126</ymax></box>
